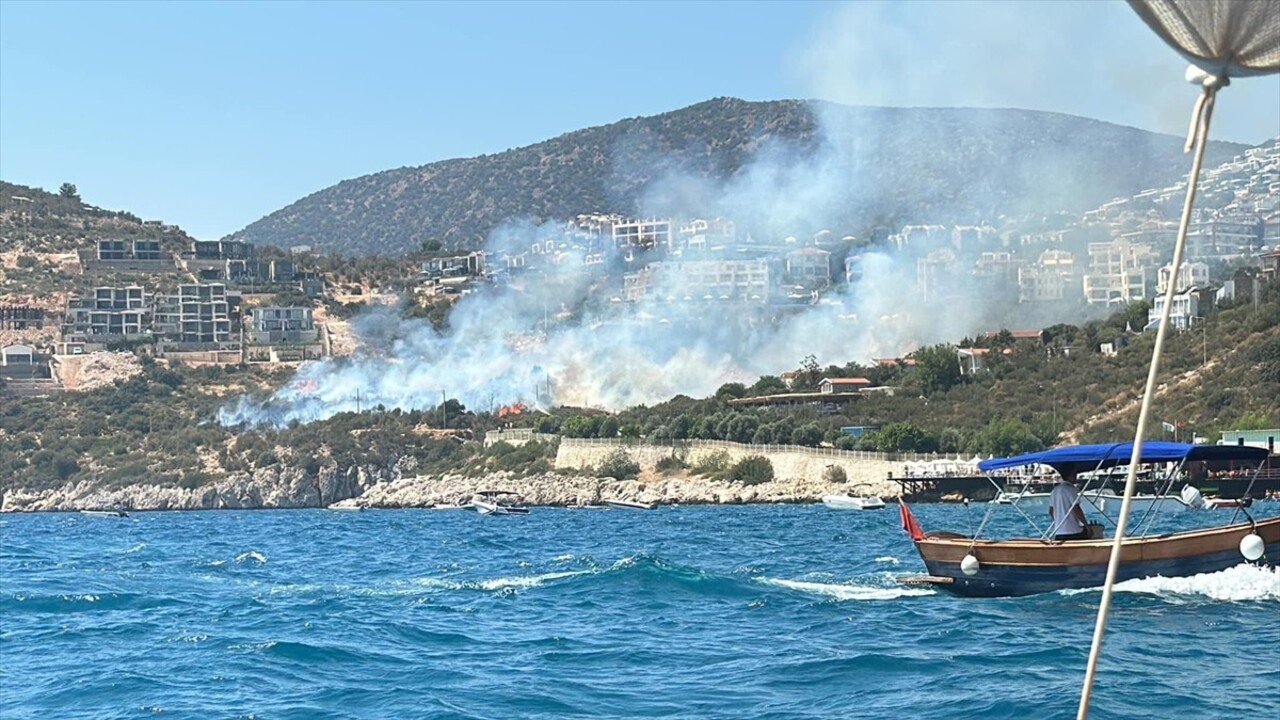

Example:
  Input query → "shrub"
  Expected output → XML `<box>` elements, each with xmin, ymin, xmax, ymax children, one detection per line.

<box><xmin>53</xmin><ymin>454</ymin><xmax>80</xmax><ymax>480</ymax></box>
<box><xmin>729</xmin><ymin>455</ymin><xmax>774</xmax><ymax>486</ymax></box>
<box><xmin>823</xmin><ymin>465</ymin><xmax>847</xmax><ymax>484</ymax></box>
<box><xmin>692</xmin><ymin>451</ymin><xmax>731</xmax><ymax>476</ymax></box>
<box><xmin>655</xmin><ymin>455</ymin><xmax>686</xmax><ymax>474</ymax></box>
<box><xmin>596</xmin><ymin>449</ymin><xmax>640</xmax><ymax>480</ymax></box>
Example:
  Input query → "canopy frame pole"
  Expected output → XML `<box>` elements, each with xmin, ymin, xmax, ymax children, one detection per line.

<box><xmin>1077</xmin><ymin>80</ymin><xmax>1221</xmax><ymax>720</ymax></box>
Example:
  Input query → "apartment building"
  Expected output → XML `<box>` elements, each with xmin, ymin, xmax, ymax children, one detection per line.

<box><xmin>612</xmin><ymin>219</ymin><xmax>673</xmax><ymax>251</ymax></box>
<box><xmin>62</xmin><ymin>286</ymin><xmax>150</xmax><ymax>339</ymax></box>
<box><xmin>192</xmin><ymin>240</ymin><xmax>255</xmax><ymax>261</ymax></box>
<box><xmin>1083</xmin><ymin>239</ymin><xmax>1157</xmax><ymax>304</ymax></box>
<box><xmin>246</xmin><ymin>306</ymin><xmax>318</xmax><ymax>344</ymax></box>
<box><xmin>154</xmin><ymin>284</ymin><xmax>233</xmax><ymax>344</ymax></box>
<box><xmin>916</xmin><ymin>248</ymin><xmax>958</xmax><ymax>302</ymax></box>
<box><xmin>1156</xmin><ymin>261</ymin><xmax>1211</xmax><ymax>295</ymax></box>
<box><xmin>785</xmin><ymin>248</ymin><xmax>831</xmax><ymax>286</ymax></box>
<box><xmin>623</xmin><ymin>259</ymin><xmax>771</xmax><ymax>303</ymax></box>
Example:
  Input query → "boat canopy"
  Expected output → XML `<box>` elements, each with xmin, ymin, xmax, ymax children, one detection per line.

<box><xmin>978</xmin><ymin>442</ymin><xmax>1269</xmax><ymax>474</ymax></box>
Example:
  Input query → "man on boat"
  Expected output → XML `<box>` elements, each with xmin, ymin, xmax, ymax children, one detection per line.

<box><xmin>1048</xmin><ymin>470</ymin><xmax>1090</xmax><ymax>541</ymax></box>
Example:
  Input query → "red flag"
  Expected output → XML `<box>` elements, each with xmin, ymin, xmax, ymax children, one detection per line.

<box><xmin>898</xmin><ymin>498</ymin><xmax>924</xmax><ymax>541</ymax></box>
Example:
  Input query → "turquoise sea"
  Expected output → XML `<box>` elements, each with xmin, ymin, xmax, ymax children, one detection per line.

<box><xmin>2</xmin><ymin>503</ymin><xmax>1278</xmax><ymax>719</ymax></box>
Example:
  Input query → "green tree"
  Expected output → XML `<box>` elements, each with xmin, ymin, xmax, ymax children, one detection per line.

<box><xmin>59</xmin><ymin>182</ymin><xmax>79</xmax><ymax>200</ymax></box>
<box><xmin>971</xmin><ymin>417</ymin><xmax>1043</xmax><ymax>456</ymax></box>
<box><xmin>597</xmin><ymin>416</ymin><xmax>620</xmax><ymax>439</ymax></box>
<box><xmin>715</xmin><ymin>382</ymin><xmax>747</xmax><ymax>400</ymax></box>
<box><xmin>790</xmin><ymin>423</ymin><xmax>823</xmax><ymax>447</ymax></box>
<box><xmin>911</xmin><ymin>343</ymin><xmax>963</xmax><ymax>396</ymax></box>
<box><xmin>748</xmin><ymin>375</ymin><xmax>788</xmax><ymax>396</ymax></box>
<box><xmin>874</xmin><ymin>422</ymin><xmax>935</xmax><ymax>452</ymax></box>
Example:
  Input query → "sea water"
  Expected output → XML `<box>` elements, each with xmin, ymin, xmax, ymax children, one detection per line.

<box><xmin>2</xmin><ymin>503</ymin><xmax>1277</xmax><ymax>720</ymax></box>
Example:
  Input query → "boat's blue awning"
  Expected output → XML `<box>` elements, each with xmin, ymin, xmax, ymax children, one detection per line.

<box><xmin>978</xmin><ymin>442</ymin><xmax>1269</xmax><ymax>474</ymax></box>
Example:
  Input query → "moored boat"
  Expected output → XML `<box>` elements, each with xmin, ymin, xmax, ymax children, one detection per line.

<box><xmin>471</xmin><ymin>490</ymin><xmax>530</xmax><ymax>516</ymax></box>
<box><xmin>79</xmin><ymin>509</ymin><xmax>129</xmax><ymax>518</ymax></box>
<box><xmin>604</xmin><ymin>499</ymin><xmax>657</xmax><ymax>510</ymax></box>
<box><xmin>822</xmin><ymin>485</ymin><xmax>885</xmax><ymax>510</ymax></box>
<box><xmin>898</xmin><ymin>442</ymin><xmax>1277</xmax><ymax>597</ymax></box>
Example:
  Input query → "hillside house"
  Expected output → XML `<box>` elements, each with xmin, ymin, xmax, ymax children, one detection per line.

<box><xmin>785</xmin><ymin>247</ymin><xmax>831</xmax><ymax>286</ymax></box>
<box><xmin>1156</xmin><ymin>261</ymin><xmax>1211</xmax><ymax>295</ymax></box>
<box><xmin>1</xmin><ymin>344</ymin><xmax>51</xmax><ymax>379</ymax></box>
<box><xmin>819</xmin><ymin>377</ymin><xmax>870</xmax><ymax>394</ymax></box>
<box><xmin>246</xmin><ymin>306</ymin><xmax>318</xmax><ymax>344</ymax></box>
<box><xmin>1145</xmin><ymin>289</ymin><xmax>1201</xmax><ymax>331</ymax></box>
<box><xmin>612</xmin><ymin>219</ymin><xmax>673</xmax><ymax>251</ymax></box>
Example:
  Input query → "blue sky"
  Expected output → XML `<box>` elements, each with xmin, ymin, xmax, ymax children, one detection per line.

<box><xmin>1</xmin><ymin>0</ymin><xmax>1277</xmax><ymax>240</ymax></box>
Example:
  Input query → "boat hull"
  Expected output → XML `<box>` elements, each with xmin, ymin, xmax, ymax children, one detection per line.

<box><xmin>912</xmin><ymin>517</ymin><xmax>1280</xmax><ymax>597</ymax></box>
<box><xmin>821</xmin><ymin>495</ymin><xmax>885</xmax><ymax>510</ymax></box>
<box><xmin>605</xmin><ymin>500</ymin><xmax>657</xmax><ymax>510</ymax></box>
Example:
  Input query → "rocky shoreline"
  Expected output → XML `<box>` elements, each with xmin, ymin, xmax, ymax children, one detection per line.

<box><xmin>1</xmin><ymin>439</ymin><xmax>913</xmax><ymax>513</ymax></box>
<box><xmin>0</xmin><ymin>466</ymin><xmax>901</xmax><ymax>513</ymax></box>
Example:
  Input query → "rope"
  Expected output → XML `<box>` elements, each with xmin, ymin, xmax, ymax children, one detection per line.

<box><xmin>1076</xmin><ymin>78</ymin><xmax>1222</xmax><ymax>720</ymax></box>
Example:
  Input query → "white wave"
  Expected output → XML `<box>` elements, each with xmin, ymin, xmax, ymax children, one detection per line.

<box><xmin>234</xmin><ymin>551</ymin><xmax>268</xmax><ymax>565</ymax></box>
<box><xmin>1064</xmin><ymin>564</ymin><xmax>1280</xmax><ymax>602</ymax></box>
<box><xmin>873</xmin><ymin>556</ymin><xmax>900</xmax><ymax>565</ymax></box>
<box><xmin>475</xmin><ymin>570</ymin><xmax>590</xmax><ymax>591</ymax></box>
<box><xmin>759</xmin><ymin>577</ymin><xmax>935</xmax><ymax>601</ymax></box>
<box><xmin>407</xmin><ymin>569</ymin><xmax>595</xmax><ymax>593</ymax></box>
<box><xmin>126</xmin><ymin>543</ymin><xmax>146</xmax><ymax>553</ymax></box>
<box><xmin>60</xmin><ymin>593</ymin><xmax>101</xmax><ymax>603</ymax></box>
<box><xmin>552</xmin><ymin>553</ymin><xmax>575</xmax><ymax>562</ymax></box>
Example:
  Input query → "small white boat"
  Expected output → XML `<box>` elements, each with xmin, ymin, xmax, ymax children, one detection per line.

<box><xmin>325</xmin><ymin>504</ymin><xmax>365</xmax><ymax>512</ymax></box>
<box><xmin>472</xmin><ymin>491</ymin><xmax>529</xmax><ymax>515</ymax></box>
<box><xmin>822</xmin><ymin>486</ymin><xmax>885</xmax><ymax>510</ymax></box>
<box><xmin>604</xmin><ymin>499</ymin><xmax>657</xmax><ymax>510</ymax></box>
<box><xmin>993</xmin><ymin>488</ymin><xmax>1185</xmax><ymax>515</ymax></box>
<box><xmin>80</xmin><ymin>509</ymin><xmax>129</xmax><ymax>518</ymax></box>
<box><xmin>1092</xmin><ymin>493</ymin><xmax>1189</xmax><ymax>514</ymax></box>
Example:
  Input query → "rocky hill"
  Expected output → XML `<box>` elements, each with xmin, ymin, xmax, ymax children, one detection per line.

<box><xmin>0</xmin><ymin>180</ymin><xmax>195</xmax><ymax>254</ymax></box>
<box><xmin>227</xmin><ymin>98</ymin><xmax>1246</xmax><ymax>256</ymax></box>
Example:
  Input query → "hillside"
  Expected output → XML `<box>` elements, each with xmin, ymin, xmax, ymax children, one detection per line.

<box><xmin>226</xmin><ymin>98</ymin><xmax>1246</xmax><ymax>256</ymax></box>
<box><xmin>0</xmin><ymin>181</ymin><xmax>195</xmax><ymax>254</ymax></box>
<box><xmin>3</xmin><ymin>286</ymin><xmax>1276</xmax><ymax>509</ymax></box>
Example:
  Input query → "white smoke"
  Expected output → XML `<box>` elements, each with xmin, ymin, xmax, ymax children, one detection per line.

<box><xmin>217</xmin><ymin>5</ymin><xmax>1140</xmax><ymax>429</ymax></box>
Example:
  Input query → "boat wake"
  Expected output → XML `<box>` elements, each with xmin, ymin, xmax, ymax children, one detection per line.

<box><xmin>1063</xmin><ymin>564</ymin><xmax>1280</xmax><ymax>602</ymax></box>
<box><xmin>758</xmin><ymin>574</ymin><xmax>935</xmax><ymax>601</ymax></box>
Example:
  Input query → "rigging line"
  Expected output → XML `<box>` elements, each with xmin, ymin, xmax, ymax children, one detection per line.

<box><xmin>1077</xmin><ymin>80</ymin><xmax>1221</xmax><ymax>720</ymax></box>
<box><xmin>1134</xmin><ymin>460</ymin><xmax>1185</xmax><ymax>537</ymax></box>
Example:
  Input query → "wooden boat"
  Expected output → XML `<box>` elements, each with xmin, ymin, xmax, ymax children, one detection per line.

<box><xmin>898</xmin><ymin>442</ymin><xmax>1278</xmax><ymax>597</ymax></box>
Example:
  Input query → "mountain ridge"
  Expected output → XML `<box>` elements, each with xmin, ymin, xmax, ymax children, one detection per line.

<box><xmin>225</xmin><ymin>97</ymin><xmax>1247</xmax><ymax>256</ymax></box>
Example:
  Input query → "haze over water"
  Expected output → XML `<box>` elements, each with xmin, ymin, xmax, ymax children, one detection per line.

<box><xmin>4</xmin><ymin>505</ymin><xmax>1277</xmax><ymax>719</ymax></box>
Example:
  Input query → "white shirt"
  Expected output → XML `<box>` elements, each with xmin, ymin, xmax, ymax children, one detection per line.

<box><xmin>1049</xmin><ymin>480</ymin><xmax>1085</xmax><ymax>536</ymax></box>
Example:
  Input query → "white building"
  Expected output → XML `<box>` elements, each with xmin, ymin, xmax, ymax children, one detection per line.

<box><xmin>1156</xmin><ymin>261</ymin><xmax>1210</xmax><ymax>295</ymax></box>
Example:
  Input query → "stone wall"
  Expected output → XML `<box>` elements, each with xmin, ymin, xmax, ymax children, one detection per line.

<box><xmin>555</xmin><ymin>438</ymin><xmax>902</xmax><ymax>499</ymax></box>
